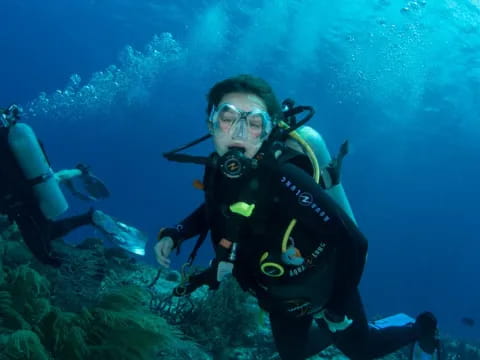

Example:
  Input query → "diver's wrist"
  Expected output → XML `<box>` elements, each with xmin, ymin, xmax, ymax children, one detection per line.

<box><xmin>157</xmin><ymin>227</ymin><xmax>184</xmax><ymax>248</ymax></box>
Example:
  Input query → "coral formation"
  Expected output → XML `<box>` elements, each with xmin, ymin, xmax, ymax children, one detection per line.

<box><xmin>0</xmin><ymin>215</ymin><xmax>479</xmax><ymax>360</ymax></box>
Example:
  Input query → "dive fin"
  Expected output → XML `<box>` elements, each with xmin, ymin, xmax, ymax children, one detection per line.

<box><xmin>370</xmin><ymin>313</ymin><xmax>415</xmax><ymax>329</ymax></box>
<box><xmin>64</xmin><ymin>179</ymin><xmax>93</xmax><ymax>201</ymax></box>
<box><xmin>370</xmin><ymin>313</ymin><xmax>441</xmax><ymax>360</ymax></box>
<box><xmin>92</xmin><ymin>210</ymin><xmax>147</xmax><ymax>256</ymax></box>
<box><xmin>82</xmin><ymin>173</ymin><xmax>110</xmax><ymax>199</ymax></box>
<box><xmin>66</xmin><ymin>163</ymin><xmax>110</xmax><ymax>201</ymax></box>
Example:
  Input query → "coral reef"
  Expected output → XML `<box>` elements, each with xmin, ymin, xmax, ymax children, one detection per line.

<box><xmin>1</xmin><ymin>215</ymin><xmax>479</xmax><ymax>360</ymax></box>
<box><xmin>0</xmin><ymin>216</ymin><xmax>204</xmax><ymax>360</ymax></box>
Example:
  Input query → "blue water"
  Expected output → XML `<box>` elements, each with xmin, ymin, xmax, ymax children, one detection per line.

<box><xmin>1</xmin><ymin>0</ymin><xmax>479</xmax><ymax>342</ymax></box>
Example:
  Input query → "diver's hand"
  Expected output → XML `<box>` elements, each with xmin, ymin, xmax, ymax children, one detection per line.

<box><xmin>314</xmin><ymin>309</ymin><xmax>353</xmax><ymax>333</ymax></box>
<box><xmin>154</xmin><ymin>236</ymin><xmax>174</xmax><ymax>268</ymax></box>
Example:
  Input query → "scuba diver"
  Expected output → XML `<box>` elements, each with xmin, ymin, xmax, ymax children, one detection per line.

<box><xmin>154</xmin><ymin>75</ymin><xmax>442</xmax><ymax>360</ymax></box>
<box><xmin>0</xmin><ymin>105</ymin><xmax>147</xmax><ymax>266</ymax></box>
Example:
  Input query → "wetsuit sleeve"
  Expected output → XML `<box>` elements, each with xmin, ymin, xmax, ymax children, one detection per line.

<box><xmin>273</xmin><ymin>162</ymin><xmax>368</xmax><ymax>315</ymax></box>
<box><xmin>159</xmin><ymin>203</ymin><xmax>208</xmax><ymax>249</ymax></box>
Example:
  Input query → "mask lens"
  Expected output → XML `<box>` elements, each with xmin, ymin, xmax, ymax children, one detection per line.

<box><xmin>217</xmin><ymin>104</ymin><xmax>240</xmax><ymax>130</ymax></box>
<box><xmin>245</xmin><ymin>111</ymin><xmax>269</xmax><ymax>138</ymax></box>
<box><xmin>211</xmin><ymin>103</ymin><xmax>272</xmax><ymax>142</ymax></box>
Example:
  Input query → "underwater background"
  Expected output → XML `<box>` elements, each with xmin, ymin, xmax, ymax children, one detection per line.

<box><xmin>1</xmin><ymin>0</ymin><xmax>478</xmax><ymax>344</ymax></box>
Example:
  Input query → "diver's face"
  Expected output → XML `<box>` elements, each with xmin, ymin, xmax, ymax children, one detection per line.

<box><xmin>210</xmin><ymin>92</ymin><xmax>271</xmax><ymax>158</ymax></box>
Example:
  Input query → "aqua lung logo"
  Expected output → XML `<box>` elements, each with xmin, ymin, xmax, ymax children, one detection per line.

<box><xmin>289</xmin><ymin>264</ymin><xmax>306</xmax><ymax>277</ymax></box>
<box><xmin>226</xmin><ymin>159</ymin><xmax>240</xmax><ymax>172</ymax></box>
<box><xmin>224</xmin><ymin>158</ymin><xmax>242</xmax><ymax>177</ymax></box>
<box><xmin>288</xmin><ymin>242</ymin><xmax>327</xmax><ymax>277</ymax></box>
<box><xmin>298</xmin><ymin>192</ymin><xmax>313</xmax><ymax>206</ymax></box>
<box><xmin>280</xmin><ymin>176</ymin><xmax>330</xmax><ymax>222</ymax></box>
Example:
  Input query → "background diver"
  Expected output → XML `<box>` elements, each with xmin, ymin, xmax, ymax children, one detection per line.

<box><xmin>0</xmin><ymin>105</ymin><xmax>147</xmax><ymax>266</ymax></box>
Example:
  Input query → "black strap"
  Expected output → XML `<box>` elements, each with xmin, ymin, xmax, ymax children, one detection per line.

<box><xmin>187</xmin><ymin>228</ymin><xmax>209</xmax><ymax>265</ymax></box>
<box><xmin>27</xmin><ymin>171</ymin><xmax>53</xmax><ymax>186</ymax></box>
<box><xmin>163</xmin><ymin>134</ymin><xmax>212</xmax><ymax>165</ymax></box>
<box><xmin>163</xmin><ymin>153</ymin><xmax>210</xmax><ymax>165</ymax></box>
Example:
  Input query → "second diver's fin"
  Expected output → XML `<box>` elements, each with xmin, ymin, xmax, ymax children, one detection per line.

<box><xmin>67</xmin><ymin>163</ymin><xmax>110</xmax><ymax>201</ymax></box>
<box><xmin>82</xmin><ymin>173</ymin><xmax>110</xmax><ymax>200</ymax></box>
<box><xmin>92</xmin><ymin>210</ymin><xmax>147</xmax><ymax>256</ymax></box>
<box><xmin>77</xmin><ymin>163</ymin><xmax>110</xmax><ymax>199</ymax></box>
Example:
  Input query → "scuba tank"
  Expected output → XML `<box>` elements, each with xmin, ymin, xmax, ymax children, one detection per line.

<box><xmin>285</xmin><ymin>125</ymin><xmax>357</xmax><ymax>224</ymax></box>
<box><xmin>7</xmin><ymin>123</ymin><xmax>68</xmax><ymax>219</ymax></box>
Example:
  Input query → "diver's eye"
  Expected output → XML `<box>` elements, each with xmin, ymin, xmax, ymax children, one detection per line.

<box><xmin>249</xmin><ymin>120</ymin><xmax>262</xmax><ymax>130</ymax></box>
<box><xmin>247</xmin><ymin>114</ymin><xmax>263</xmax><ymax>130</ymax></box>
<box><xmin>219</xmin><ymin>109</ymin><xmax>238</xmax><ymax>124</ymax></box>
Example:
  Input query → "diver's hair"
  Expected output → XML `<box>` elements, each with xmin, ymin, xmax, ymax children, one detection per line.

<box><xmin>206</xmin><ymin>74</ymin><xmax>283</xmax><ymax>122</ymax></box>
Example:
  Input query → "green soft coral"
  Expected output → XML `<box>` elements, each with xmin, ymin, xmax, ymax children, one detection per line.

<box><xmin>33</xmin><ymin>285</ymin><xmax>184</xmax><ymax>360</ymax></box>
<box><xmin>2</xmin><ymin>330</ymin><xmax>50</xmax><ymax>360</ymax></box>
<box><xmin>1</xmin><ymin>263</ymin><xmax>185</xmax><ymax>359</ymax></box>
<box><xmin>83</xmin><ymin>285</ymin><xmax>183</xmax><ymax>360</ymax></box>
<box><xmin>25</xmin><ymin>298</ymin><xmax>52</xmax><ymax>326</ymax></box>
<box><xmin>0</xmin><ymin>246</ymin><xmax>5</xmax><ymax>286</ymax></box>
<box><xmin>0</xmin><ymin>225</ymin><xmax>203</xmax><ymax>359</ymax></box>
<box><xmin>0</xmin><ymin>290</ymin><xmax>31</xmax><ymax>330</ymax></box>
<box><xmin>9</xmin><ymin>265</ymin><xmax>50</xmax><ymax>300</ymax></box>
<box><xmin>36</xmin><ymin>307</ymin><xmax>89</xmax><ymax>360</ymax></box>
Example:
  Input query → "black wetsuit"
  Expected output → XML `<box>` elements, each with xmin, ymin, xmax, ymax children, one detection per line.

<box><xmin>0</xmin><ymin>126</ymin><xmax>92</xmax><ymax>267</ymax></box>
<box><xmin>163</xmin><ymin>151</ymin><xmax>419</xmax><ymax>360</ymax></box>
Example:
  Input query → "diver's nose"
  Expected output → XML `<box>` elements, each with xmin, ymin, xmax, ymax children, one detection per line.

<box><xmin>231</xmin><ymin>118</ymin><xmax>247</xmax><ymax>140</ymax></box>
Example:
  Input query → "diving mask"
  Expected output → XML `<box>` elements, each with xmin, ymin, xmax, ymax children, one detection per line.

<box><xmin>209</xmin><ymin>103</ymin><xmax>273</xmax><ymax>144</ymax></box>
